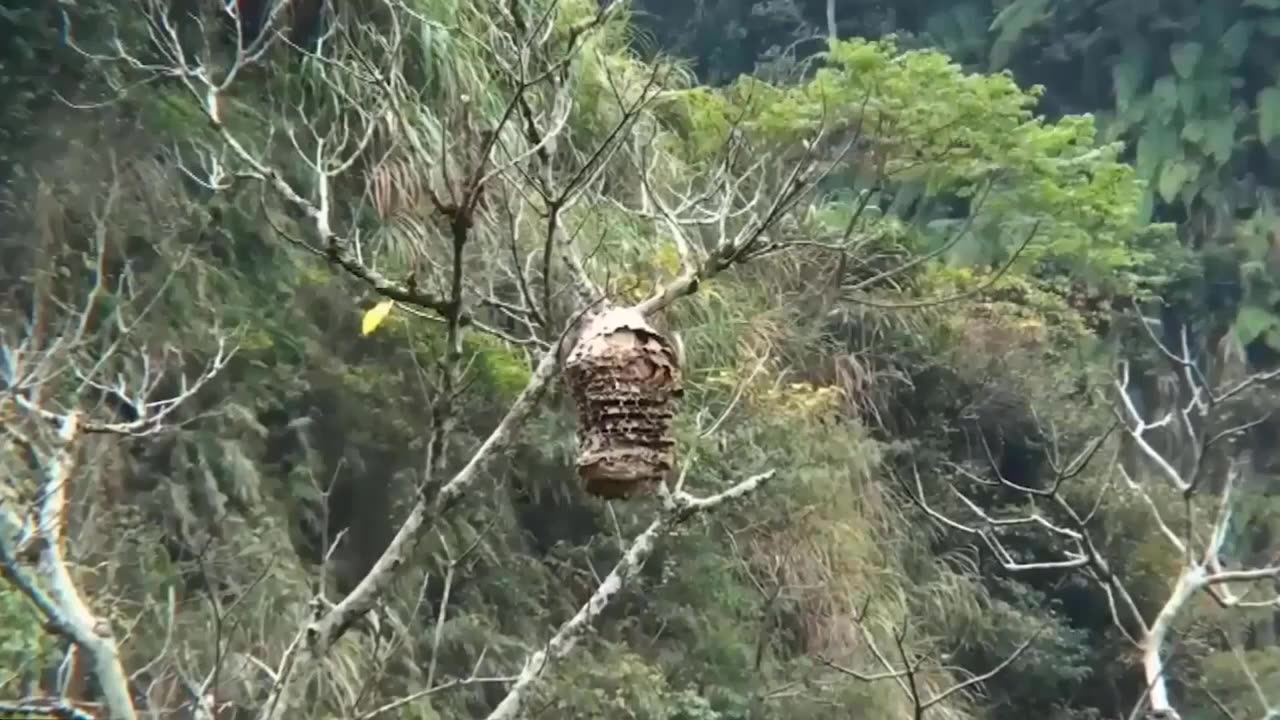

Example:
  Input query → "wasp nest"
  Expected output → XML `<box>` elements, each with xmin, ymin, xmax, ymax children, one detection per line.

<box><xmin>564</xmin><ymin>307</ymin><xmax>683</xmax><ymax>499</ymax></box>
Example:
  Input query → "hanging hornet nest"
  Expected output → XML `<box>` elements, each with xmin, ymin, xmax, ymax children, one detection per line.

<box><xmin>563</xmin><ymin>307</ymin><xmax>684</xmax><ymax>499</ymax></box>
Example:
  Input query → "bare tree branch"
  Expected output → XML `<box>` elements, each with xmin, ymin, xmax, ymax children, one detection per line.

<box><xmin>909</xmin><ymin>316</ymin><xmax>1280</xmax><ymax>720</ymax></box>
<box><xmin>484</xmin><ymin>470</ymin><xmax>776</xmax><ymax>719</ymax></box>
<box><xmin>1</xmin><ymin>169</ymin><xmax>234</xmax><ymax>719</ymax></box>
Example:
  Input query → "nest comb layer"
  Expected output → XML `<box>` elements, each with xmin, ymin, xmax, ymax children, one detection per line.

<box><xmin>564</xmin><ymin>307</ymin><xmax>684</xmax><ymax>499</ymax></box>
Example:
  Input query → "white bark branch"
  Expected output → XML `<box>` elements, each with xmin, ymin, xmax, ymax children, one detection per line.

<box><xmin>1</xmin><ymin>414</ymin><xmax>137</xmax><ymax>720</ymax></box>
<box><xmin>482</xmin><ymin>471</ymin><xmax>775</xmax><ymax>720</ymax></box>
<box><xmin>255</xmin><ymin>345</ymin><xmax>564</xmax><ymax>720</ymax></box>
<box><xmin>914</xmin><ymin>330</ymin><xmax>1280</xmax><ymax>720</ymax></box>
<box><xmin>48</xmin><ymin>5</ymin><xmax>824</xmax><ymax>719</ymax></box>
<box><xmin>1141</xmin><ymin>565</ymin><xmax>1206</xmax><ymax>717</ymax></box>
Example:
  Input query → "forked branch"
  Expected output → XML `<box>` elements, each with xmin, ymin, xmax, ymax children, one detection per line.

<box><xmin>907</xmin><ymin>320</ymin><xmax>1280</xmax><ymax>720</ymax></box>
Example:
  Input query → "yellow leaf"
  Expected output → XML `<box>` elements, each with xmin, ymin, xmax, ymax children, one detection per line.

<box><xmin>361</xmin><ymin>299</ymin><xmax>395</xmax><ymax>336</ymax></box>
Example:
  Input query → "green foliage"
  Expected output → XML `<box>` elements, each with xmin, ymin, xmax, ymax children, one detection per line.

<box><xmin>1258</xmin><ymin>85</ymin><xmax>1280</xmax><ymax>145</ymax></box>
<box><xmin>0</xmin><ymin>583</ymin><xmax>51</xmax><ymax>691</ymax></box>
<box><xmin>1195</xmin><ymin>647</ymin><xmax>1280</xmax><ymax>718</ymax></box>
<box><xmin>464</xmin><ymin>333</ymin><xmax>535</xmax><ymax>401</ymax></box>
<box><xmin>575</xmin><ymin>4</ymin><xmax>1280</xmax><ymax>720</ymax></box>
<box><xmin>1235</xmin><ymin>304</ymin><xmax>1280</xmax><ymax>347</ymax></box>
<box><xmin>539</xmin><ymin>645</ymin><xmax>681</xmax><ymax>719</ymax></box>
<box><xmin>656</xmin><ymin>87</ymin><xmax>739</xmax><ymax>161</ymax></box>
<box><xmin>722</xmin><ymin>38</ymin><xmax>1167</xmax><ymax>295</ymax></box>
<box><xmin>3</xmin><ymin>3</ymin><xmax>1259</xmax><ymax>720</ymax></box>
<box><xmin>959</xmin><ymin>0</ymin><xmax>1280</xmax><ymax>353</ymax></box>
<box><xmin>988</xmin><ymin>0</ymin><xmax>1052</xmax><ymax>69</ymax></box>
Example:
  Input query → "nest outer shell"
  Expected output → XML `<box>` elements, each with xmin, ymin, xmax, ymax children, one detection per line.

<box><xmin>564</xmin><ymin>307</ymin><xmax>683</xmax><ymax>499</ymax></box>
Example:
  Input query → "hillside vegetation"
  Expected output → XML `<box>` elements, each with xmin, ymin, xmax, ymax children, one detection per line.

<box><xmin>1</xmin><ymin>2</ymin><xmax>1276</xmax><ymax>720</ymax></box>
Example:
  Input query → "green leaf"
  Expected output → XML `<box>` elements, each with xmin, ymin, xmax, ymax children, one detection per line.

<box><xmin>1169</xmin><ymin>42</ymin><xmax>1202</xmax><ymax>79</ymax></box>
<box><xmin>1112</xmin><ymin>55</ymin><xmax>1146</xmax><ymax>114</ymax></box>
<box><xmin>1241</xmin><ymin>259</ymin><xmax>1268</xmax><ymax>280</ymax></box>
<box><xmin>1222</xmin><ymin>21</ymin><xmax>1254</xmax><ymax>64</ymax></box>
<box><xmin>1135</xmin><ymin>123</ymin><xmax>1177</xmax><ymax>180</ymax></box>
<box><xmin>361</xmin><ymin>299</ymin><xmax>396</xmax><ymax>336</ymax></box>
<box><xmin>1150</xmin><ymin>76</ymin><xmax>1179</xmax><ymax>119</ymax></box>
<box><xmin>988</xmin><ymin>0</ymin><xmax>1052</xmax><ymax>69</ymax></box>
<box><xmin>1259</xmin><ymin>18</ymin><xmax>1280</xmax><ymax>37</ymax></box>
<box><xmin>1235</xmin><ymin>305</ymin><xmax>1280</xmax><ymax>346</ymax></box>
<box><xmin>1203</xmin><ymin>115</ymin><xmax>1237</xmax><ymax>165</ymax></box>
<box><xmin>1156</xmin><ymin>160</ymin><xmax>1194</xmax><ymax>203</ymax></box>
<box><xmin>1264</xmin><ymin>327</ymin><xmax>1280</xmax><ymax>352</ymax></box>
<box><xmin>1244</xmin><ymin>0</ymin><xmax>1280</xmax><ymax>8</ymax></box>
<box><xmin>1177</xmin><ymin>80</ymin><xmax>1200</xmax><ymax>115</ymax></box>
<box><xmin>1258</xmin><ymin>85</ymin><xmax>1280</xmax><ymax>144</ymax></box>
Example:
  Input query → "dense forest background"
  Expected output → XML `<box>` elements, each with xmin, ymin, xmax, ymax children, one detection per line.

<box><xmin>1</xmin><ymin>1</ymin><xmax>1278</xmax><ymax>719</ymax></box>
